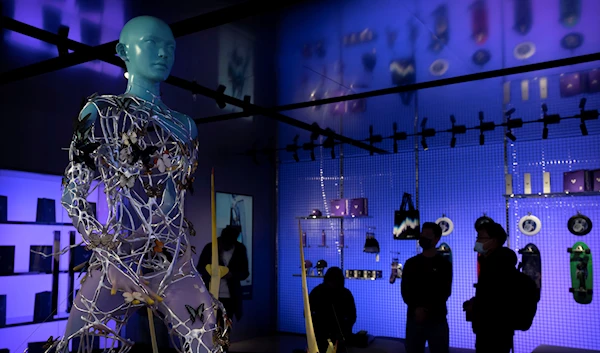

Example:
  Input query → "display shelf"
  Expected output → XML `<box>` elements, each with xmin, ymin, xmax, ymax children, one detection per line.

<box><xmin>0</xmin><ymin>221</ymin><xmax>73</xmax><ymax>226</ymax></box>
<box><xmin>504</xmin><ymin>191</ymin><xmax>600</xmax><ymax>199</ymax></box>
<box><xmin>0</xmin><ymin>271</ymin><xmax>68</xmax><ymax>277</ymax></box>
<box><xmin>295</xmin><ymin>215</ymin><xmax>371</xmax><ymax>220</ymax></box>
<box><xmin>292</xmin><ymin>274</ymin><xmax>325</xmax><ymax>278</ymax></box>
<box><xmin>0</xmin><ymin>312</ymin><xmax>70</xmax><ymax>329</ymax></box>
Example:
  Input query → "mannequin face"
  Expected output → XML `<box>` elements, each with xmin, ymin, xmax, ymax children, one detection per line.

<box><xmin>117</xmin><ymin>16</ymin><xmax>175</xmax><ymax>83</ymax></box>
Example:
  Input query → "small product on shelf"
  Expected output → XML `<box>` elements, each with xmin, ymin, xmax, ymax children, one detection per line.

<box><xmin>363</xmin><ymin>227</ymin><xmax>380</xmax><ymax>253</ymax></box>
<box><xmin>330</xmin><ymin>199</ymin><xmax>348</xmax><ymax>216</ymax></box>
<box><xmin>320</xmin><ymin>230</ymin><xmax>327</xmax><ymax>247</ymax></box>
<box><xmin>349</xmin><ymin>198</ymin><xmax>368</xmax><ymax>216</ymax></box>
<box><xmin>543</xmin><ymin>172</ymin><xmax>551</xmax><ymax>194</ymax></box>
<box><xmin>35</xmin><ymin>198</ymin><xmax>56</xmax><ymax>223</ymax></box>
<box><xmin>33</xmin><ymin>291</ymin><xmax>53</xmax><ymax>323</ymax></box>
<box><xmin>0</xmin><ymin>294</ymin><xmax>5</xmax><ymax>327</ymax></box>
<box><xmin>389</xmin><ymin>258</ymin><xmax>403</xmax><ymax>284</ymax></box>
<box><xmin>29</xmin><ymin>245</ymin><xmax>53</xmax><ymax>273</ymax></box>
<box><xmin>346</xmin><ymin>269</ymin><xmax>382</xmax><ymax>280</ymax></box>
<box><xmin>0</xmin><ymin>195</ymin><xmax>6</xmax><ymax>222</ymax></box>
<box><xmin>303</xmin><ymin>260</ymin><xmax>313</xmax><ymax>276</ymax></box>
<box><xmin>0</xmin><ymin>246</ymin><xmax>15</xmax><ymax>275</ymax></box>
<box><xmin>593</xmin><ymin>169</ymin><xmax>600</xmax><ymax>191</ymax></box>
<box><xmin>315</xmin><ymin>259</ymin><xmax>328</xmax><ymax>276</ymax></box>
<box><xmin>302</xmin><ymin>231</ymin><xmax>308</xmax><ymax>248</ymax></box>
<box><xmin>339</xmin><ymin>230</ymin><xmax>345</xmax><ymax>248</ymax></box>
<box><xmin>563</xmin><ymin>170</ymin><xmax>594</xmax><ymax>193</ymax></box>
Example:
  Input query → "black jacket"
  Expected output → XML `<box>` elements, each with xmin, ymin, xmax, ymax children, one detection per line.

<box><xmin>472</xmin><ymin>247</ymin><xmax>518</xmax><ymax>337</ymax></box>
<box><xmin>401</xmin><ymin>253</ymin><xmax>452</xmax><ymax>321</ymax></box>
<box><xmin>309</xmin><ymin>283</ymin><xmax>357</xmax><ymax>344</ymax></box>
<box><xmin>197</xmin><ymin>241</ymin><xmax>249</xmax><ymax>321</ymax></box>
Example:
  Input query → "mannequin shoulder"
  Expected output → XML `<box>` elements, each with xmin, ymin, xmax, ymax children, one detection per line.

<box><xmin>171</xmin><ymin>110</ymin><xmax>198</xmax><ymax>140</ymax></box>
<box><xmin>77</xmin><ymin>93</ymin><xmax>120</xmax><ymax>122</ymax></box>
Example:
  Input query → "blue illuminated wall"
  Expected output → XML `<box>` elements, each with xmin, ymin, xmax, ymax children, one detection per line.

<box><xmin>276</xmin><ymin>0</ymin><xmax>600</xmax><ymax>352</ymax></box>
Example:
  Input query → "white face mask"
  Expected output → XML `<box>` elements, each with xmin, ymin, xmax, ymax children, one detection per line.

<box><xmin>474</xmin><ymin>242</ymin><xmax>486</xmax><ymax>254</ymax></box>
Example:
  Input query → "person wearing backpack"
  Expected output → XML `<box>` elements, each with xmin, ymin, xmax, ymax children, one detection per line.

<box><xmin>463</xmin><ymin>222</ymin><xmax>518</xmax><ymax>353</ymax></box>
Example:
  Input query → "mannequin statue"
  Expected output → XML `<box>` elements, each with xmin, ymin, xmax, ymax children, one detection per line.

<box><xmin>51</xmin><ymin>16</ymin><xmax>229</xmax><ymax>353</ymax></box>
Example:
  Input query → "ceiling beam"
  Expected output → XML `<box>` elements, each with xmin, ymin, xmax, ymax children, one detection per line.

<box><xmin>0</xmin><ymin>17</ymin><xmax>387</xmax><ymax>155</ymax></box>
<box><xmin>0</xmin><ymin>0</ymin><xmax>306</xmax><ymax>84</ymax></box>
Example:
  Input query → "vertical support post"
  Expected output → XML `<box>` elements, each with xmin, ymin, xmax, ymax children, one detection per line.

<box><xmin>67</xmin><ymin>230</ymin><xmax>76</xmax><ymax>313</ymax></box>
<box><xmin>51</xmin><ymin>230</ymin><xmax>60</xmax><ymax>315</ymax></box>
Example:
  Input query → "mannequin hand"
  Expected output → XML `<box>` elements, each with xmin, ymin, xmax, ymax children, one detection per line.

<box><xmin>106</xmin><ymin>262</ymin><xmax>162</xmax><ymax>305</ymax></box>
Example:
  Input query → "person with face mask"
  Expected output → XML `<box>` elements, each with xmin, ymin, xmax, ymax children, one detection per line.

<box><xmin>401</xmin><ymin>222</ymin><xmax>452</xmax><ymax>353</ymax></box>
<box><xmin>198</xmin><ymin>225</ymin><xmax>249</xmax><ymax>328</ymax></box>
<box><xmin>463</xmin><ymin>221</ymin><xmax>517</xmax><ymax>353</ymax></box>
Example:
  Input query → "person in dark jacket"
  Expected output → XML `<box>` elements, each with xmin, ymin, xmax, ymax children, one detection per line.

<box><xmin>464</xmin><ymin>221</ymin><xmax>517</xmax><ymax>353</ymax></box>
<box><xmin>309</xmin><ymin>266</ymin><xmax>357</xmax><ymax>353</ymax></box>
<box><xmin>197</xmin><ymin>225</ymin><xmax>249</xmax><ymax>323</ymax></box>
<box><xmin>401</xmin><ymin>222</ymin><xmax>452</xmax><ymax>353</ymax></box>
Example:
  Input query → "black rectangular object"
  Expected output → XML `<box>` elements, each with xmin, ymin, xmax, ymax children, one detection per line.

<box><xmin>36</xmin><ymin>198</ymin><xmax>56</xmax><ymax>223</ymax></box>
<box><xmin>89</xmin><ymin>201</ymin><xmax>97</xmax><ymax>218</ymax></box>
<box><xmin>27</xmin><ymin>341</ymin><xmax>47</xmax><ymax>353</ymax></box>
<box><xmin>0</xmin><ymin>246</ymin><xmax>15</xmax><ymax>275</ymax></box>
<box><xmin>0</xmin><ymin>294</ymin><xmax>6</xmax><ymax>327</ymax></box>
<box><xmin>33</xmin><ymin>291</ymin><xmax>53</xmax><ymax>323</ymax></box>
<box><xmin>0</xmin><ymin>195</ymin><xmax>6</xmax><ymax>222</ymax></box>
<box><xmin>0</xmin><ymin>348</ymin><xmax>9</xmax><ymax>353</ymax></box>
<box><xmin>29</xmin><ymin>245</ymin><xmax>53</xmax><ymax>273</ymax></box>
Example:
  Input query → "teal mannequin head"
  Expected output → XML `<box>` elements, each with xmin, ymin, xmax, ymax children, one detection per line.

<box><xmin>116</xmin><ymin>16</ymin><xmax>175</xmax><ymax>99</ymax></box>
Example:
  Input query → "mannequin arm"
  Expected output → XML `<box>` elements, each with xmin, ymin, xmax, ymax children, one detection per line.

<box><xmin>61</xmin><ymin>101</ymin><xmax>105</xmax><ymax>243</ymax></box>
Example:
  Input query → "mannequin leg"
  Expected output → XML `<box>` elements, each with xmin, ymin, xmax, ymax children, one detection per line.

<box><xmin>158</xmin><ymin>275</ymin><xmax>226</xmax><ymax>353</ymax></box>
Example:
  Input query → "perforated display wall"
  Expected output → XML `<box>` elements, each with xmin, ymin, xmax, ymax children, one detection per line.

<box><xmin>275</xmin><ymin>0</ymin><xmax>600</xmax><ymax>351</ymax></box>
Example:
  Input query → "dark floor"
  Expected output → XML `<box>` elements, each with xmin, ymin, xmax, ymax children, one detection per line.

<box><xmin>227</xmin><ymin>333</ymin><xmax>475</xmax><ymax>353</ymax></box>
<box><xmin>109</xmin><ymin>335</ymin><xmax>600</xmax><ymax>353</ymax></box>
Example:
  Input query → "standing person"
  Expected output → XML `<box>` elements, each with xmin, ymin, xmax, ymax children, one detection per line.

<box><xmin>401</xmin><ymin>222</ymin><xmax>452</xmax><ymax>353</ymax></box>
<box><xmin>198</xmin><ymin>225</ymin><xmax>250</xmax><ymax>324</ymax></box>
<box><xmin>463</xmin><ymin>222</ymin><xmax>517</xmax><ymax>353</ymax></box>
<box><xmin>309</xmin><ymin>266</ymin><xmax>357</xmax><ymax>353</ymax></box>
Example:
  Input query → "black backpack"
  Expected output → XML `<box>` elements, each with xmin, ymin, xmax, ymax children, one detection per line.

<box><xmin>512</xmin><ymin>269</ymin><xmax>540</xmax><ymax>331</ymax></box>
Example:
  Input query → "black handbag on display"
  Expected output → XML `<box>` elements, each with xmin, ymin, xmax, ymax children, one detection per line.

<box><xmin>363</xmin><ymin>228</ymin><xmax>380</xmax><ymax>253</ymax></box>
<box><xmin>393</xmin><ymin>193</ymin><xmax>420</xmax><ymax>240</ymax></box>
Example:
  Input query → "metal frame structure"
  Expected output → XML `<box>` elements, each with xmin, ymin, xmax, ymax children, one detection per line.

<box><xmin>1</xmin><ymin>1</ymin><xmax>599</xmax><ymax>154</ymax></box>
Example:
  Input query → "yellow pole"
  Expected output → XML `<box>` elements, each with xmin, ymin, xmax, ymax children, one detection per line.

<box><xmin>210</xmin><ymin>168</ymin><xmax>220</xmax><ymax>299</ymax></box>
<box><xmin>299</xmin><ymin>219</ymin><xmax>319</xmax><ymax>353</ymax></box>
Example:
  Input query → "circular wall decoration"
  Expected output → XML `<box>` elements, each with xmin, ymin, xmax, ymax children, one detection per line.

<box><xmin>474</xmin><ymin>215</ymin><xmax>494</xmax><ymax>230</ymax></box>
<box><xmin>519</xmin><ymin>214</ymin><xmax>542</xmax><ymax>236</ymax></box>
<box><xmin>514</xmin><ymin>42</ymin><xmax>536</xmax><ymax>60</ymax></box>
<box><xmin>436</xmin><ymin>216</ymin><xmax>454</xmax><ymax>236</ymax></box>
<box><xmin>561</xmin><ymin>32</ymin><xmax>584</xmax><ymax>50</ymax></box>
<box><xmin>429</xmin><ymin>59</ymin><xmax>449</xmax><ymax>76</ymax></box>
<box><xmin>472</xmin><ymin>49</ymin><xmax>491</xmax><ymax>66</ymax></box>
<box><xmin>568</xmin><ymin>213</ymin><xmax>592</xmax><ymax>236</ymax></box>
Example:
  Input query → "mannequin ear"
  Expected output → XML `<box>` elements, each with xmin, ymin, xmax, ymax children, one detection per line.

<box><xmin>116</xmin><ymin>42</ymin><xmax>128</xmax><ymax>62</ymax></box>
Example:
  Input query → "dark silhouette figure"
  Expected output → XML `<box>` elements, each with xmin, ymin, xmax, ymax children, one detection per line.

<box><xmin>309</xmin><ymin>266</ymin><xmax>357</xmax><ymax>352</ymax></box>
<box><xmin>464</xmin><ymin>222</ymin><xmax>517</xmax><ymax>353</ymax></box>
<box><xmin>401</xmin><ymin>222</ymin><xmax>452</xmax><ymax>353</ymax></box>
<box><xmin>197</xmin><ymin>225</ymin><xmax>249</xmax><ymax>323</ymax></box>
